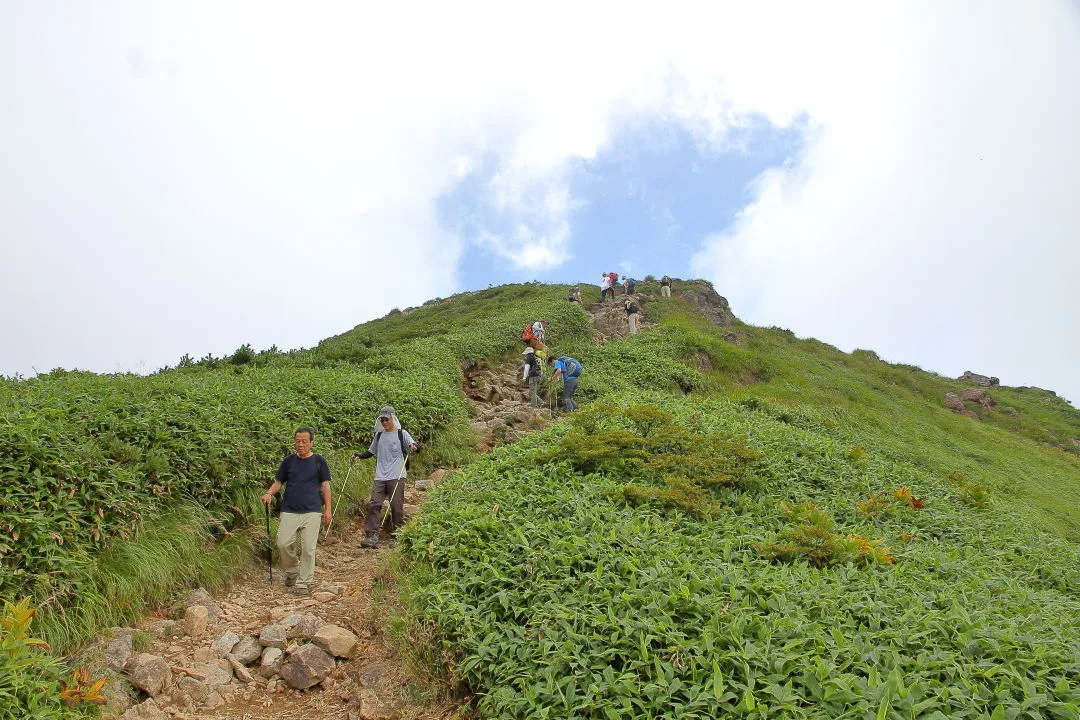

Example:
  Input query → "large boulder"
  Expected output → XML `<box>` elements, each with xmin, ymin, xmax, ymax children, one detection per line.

<box><xmin>125</xmin><ymin>654</ymin><xmax>171</xmax><ymax>697</ymax></box>
<box><xmin>958</xmin><ymin>370</ymin><xmax>1000</xmax><ymax>387</ymax></box>
<box><xmin>312</xmin><ymin>624</ymin><xmax>360</xmax><ymax>659</ymax></box>
<box><xmin>279</xmin><ymin>644</ymin><xmax>334</xmax><ymax>690</ymax></box>
<box><xmin>957</xmin><ymin>388</ymin><xmax>995</xmax><ymax>408</ymax></box>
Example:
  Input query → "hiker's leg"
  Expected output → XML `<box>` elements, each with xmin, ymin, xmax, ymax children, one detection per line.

<box><xmin>529</xmin><ymin>376</ymin><xmax>540</xmax><ymax>407</ymax></box>
<box><xmin>364</xmin><ymin>481</ymin><xmax>389</xmax><ymax>534</ymax></box>
<box><xmin>389</xmin><ymin>479</ymin><xmax>407</xmax><ymax>531</ymax></box>
<box><xmin>661</xmin><ymin>286</ymin><xmax>670</xmax><ymax>298</ymax></box>
<box><xmin>276</xmin><ymin>512</ymin><xmax>302</xmax><ymax>578</ymax></box>
<box><xmin>628</xmin><ymin>313</ymin><xmax>638</xmax><ymax>335</ymax></box>
<box><xmin>295</xmin><ymin>512</ymin><xmax>321</xmax><ymax>588</ymax></box>
<box><xmin>563</xmin><ymin>377</ymin><xmax>579</xmax><ymax>411</ymax></box>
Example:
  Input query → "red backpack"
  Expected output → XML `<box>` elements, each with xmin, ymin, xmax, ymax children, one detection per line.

<box><xmin>519</xmin><ymin>324</ymin><xmax>536</xmax><ymax>343</ymax></box>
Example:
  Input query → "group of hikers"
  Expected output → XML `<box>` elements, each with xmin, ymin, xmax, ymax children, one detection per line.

<box><xmin>264</xmin><ymin>277</ymin><xmax>676</xmax><ymax>594</ymax></box>
<box><xmin>262</xmin><ymin>407</ymin><xmax>417</xmax><ymax>595</ymax></box>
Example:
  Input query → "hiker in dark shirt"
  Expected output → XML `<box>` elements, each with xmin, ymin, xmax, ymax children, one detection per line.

<box><xmin>261</xmin><ymin>427</ymin><xmax>331</xmax><ymax>596</ymax></box>
<box><xmin>660</xmin><ymin>275</ymin><xmax>671</xmax><ymax>298</ymax></box>
<box><xmin>522</xmin><ymin>347</ymin><xmax>543</xmax><ymax>408</ymax></box>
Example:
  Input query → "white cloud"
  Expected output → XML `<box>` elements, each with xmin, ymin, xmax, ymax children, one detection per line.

<box><xmin>691</xmin><ymin>1</ymin><xmax>1080</xmax><ymax>403</ymax></box>
<box><xmin>1</xmin><ymin>1</ymin><xmax>1077</xmax><ymax>404</ymax></box>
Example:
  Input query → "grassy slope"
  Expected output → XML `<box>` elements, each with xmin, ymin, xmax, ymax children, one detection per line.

<box><xmin>384</xmin><ymin>281</ymin><xmax>1080</xmax><ymax>718</ymax></box>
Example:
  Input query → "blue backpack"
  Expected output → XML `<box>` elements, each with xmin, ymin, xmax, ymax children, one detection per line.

<box><xmin>559</xmin><ymin>357</ymin><xmax>582</xmax><ymax>378</ymax></box>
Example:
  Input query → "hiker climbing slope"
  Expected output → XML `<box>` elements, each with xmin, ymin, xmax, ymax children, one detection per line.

<box><xmin>548</xmin><ymin>355</ymin><xmax>582</xmax><ymax>412</ymax></box>
<box><xmin>624</xmin><ymin>297</ymin><xmax>641</xmax><ymax>335</ymax></box>
<box><xmin>352</xmin><ymin>406</ymin><xmax>418</xmax><ymax>549</ymax></box>
<box><xmin>521</xmin><ymin>347</ymin><xmax>543</xmax><ymax>408</ymax></box>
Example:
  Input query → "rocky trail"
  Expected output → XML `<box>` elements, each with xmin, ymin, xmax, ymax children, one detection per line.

<box><xmin>95</xmin><ymin>281</ymin><xmax>733</xmax><ymax>720</ymax></box>
<box><xmin>99</xmin><ymin>360</ymin><xmax>558</xmax><ymax>720</ymax></box>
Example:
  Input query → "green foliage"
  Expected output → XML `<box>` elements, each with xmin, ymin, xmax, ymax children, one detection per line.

<box><xmin>399</xmin><ymin>393</ymin><xmax>1080</xmax><ymax>718</ymax></box>
<box><xmin>0</xmin><ymin>598</ymin><xmax>96</xmax><ymax>719</ymax></box>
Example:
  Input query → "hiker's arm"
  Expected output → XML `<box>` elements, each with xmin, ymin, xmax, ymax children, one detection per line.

<box><xmin>321</xmin><ymin>481</ymin><xmax>331</xmax><ymax>524</ymax></box>
<box><xmin>351</xmin><ymin>450</ymin><xmax>374</xmax><ymax>460</ymax></box>
<box><xmin>261</xmin><ymin>480</ymin><xmax>282</xmax><ymax>505</ymax></box>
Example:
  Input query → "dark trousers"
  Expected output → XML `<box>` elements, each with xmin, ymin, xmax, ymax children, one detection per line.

<box><xmin>364</xmin><ymin>479</ymin><xmax>406</xmax><ymax>533</ymax></box>
<box><xmin>562</xmin><ymin>377</ymin><xmax>579</xmax><ymax>411</ymax></box>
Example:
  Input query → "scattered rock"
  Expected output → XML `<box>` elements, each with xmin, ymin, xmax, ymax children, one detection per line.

<box><xmin>259</xmin><ymin>624</ymin><xmax>288</xmax><ymax>649</ymax></box>
<box><xmin>279</xmin><ymin>644</ymin><xmax>335</xmax><ymax>690</ymax></box>
<box><xmin>210</xmin><ymin>630</ymin><xmax>240</xmax><ymax>657</ymax></box>
<box><xmin>320</xmin><ymin>584</ymin><xmax>344</xmax><ymax>596</ymax></box>
<box><xmin>313</xmin><ymin>591</ymin><xmax>337</xmax><ymax>603</ymax></box>
<box><xmin>126</xmin><ymin>653</ymin><xmax>172</xmax><ymax>698</ymax></box>
<box><xmin>204</xmin><ymin>691</ymin><xmax>225</xmax><ymax>709</ymax></box>
<box><xmin>197</xmin><ymin>661</ymin><xmax>234</xmax><ymax>689</ymax></box>
<box><xmin>944</xmin><ymin>392</ymin><xmax>978</xmax><ymax>419</ymax></box>
<box><xmin>312</xmin><ymin>624</ymin><xmax>360</xmax><ymax>659</ymax></box>
<box><xmin>226</xmin><ymin>653</ymin><xmax>255</xmax><ymax>683</ymax></box>
<box><xmin>120</xmin><ymin>698</ymin><xmax>169</xmax><ymax>720</ymax></box>
<box><xmin>291</xmin><ymin>613</ymin><xmax>325</xmax><ymax>640</ymax></box>
<box><xmin>403</xmin><ymin>503</ymin><xmax>420</xmax><ymax>519</ymax></box>
<box><xmin>192</xmin><ymin>647</ymin><xmax>216</xmax><ymax>664</ymax></box>
<box><xmin>183</xmin><ymin>605</ymin><xmax>208</xmax><ymax>639</ymax></box>
<box><xmin>259</xmin><ymin>647</ymin><xmax>285</xmax><ymax>678</ymax></box>
<box><xmin>269</xmin><ymin>606</ymin><xmax>290</xmax><ymax>622</ymax></box>
<box><xmin>105</xmin><ymin>628</ymin><xmax>136</xmax><ymax>671</ymax></box>
<box><xmin>358</xmin><ymin>688</ymin><xmax>396</xmax><ymax>719</ymax></box>
<box><xmin>957</xmin><ymin>388</ymin><xmax>995</xmax><ymax>408</ymax></box>
<box><xmin>232</xmin><ymin>635</ymin><xmax>262</xmax><ymax>665</ymax></box>
<box><xmin>176</xmin><ymin>676</ymin><xmax>209</xmax><ymax>704</ymax></box>
<box><xmin>184</xmin><ymin>588</ymin><xmax>223</xmax><ymax>622</ymax></box>
<box><xmin>146</xmin><ymin>619</ymin><xmax>177</xmax><ymax>639</ymax></box>
<box><xmin>958</xmin><ymin>370</ymin><xmax>999</xmax><ymax>387</ymax></box>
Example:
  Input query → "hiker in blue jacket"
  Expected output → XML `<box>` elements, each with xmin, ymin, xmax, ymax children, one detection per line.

<box><xmin>352</xmin><ymin>406</ymin><xmax>418</xmax><ymax>549</ymax></box>
<box><xmin>548</xmin><ymin>355</ymin><xmax>582</xmax><ymax>412</ymax></box>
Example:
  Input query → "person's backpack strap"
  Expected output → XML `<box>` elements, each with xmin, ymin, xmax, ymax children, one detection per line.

<box><xmin>397</xmin><ymin>429</ymin><xmax>412</xmax><ymax>469</ymax></box>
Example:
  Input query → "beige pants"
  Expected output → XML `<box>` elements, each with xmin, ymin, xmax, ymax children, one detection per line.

<box><xmin>628</xmin><ymin>313</ymin><xmax>639</xmax><ymax>335</ymax></box>
<box><xmin>277</xmin><ymin>511</ymin><xmax>322</xmax><ymax>588</ymax></box>
<box><xmin>660</xmin><ymin>286</ymin><xmax>671</xmax><ymax>298</ymax></box>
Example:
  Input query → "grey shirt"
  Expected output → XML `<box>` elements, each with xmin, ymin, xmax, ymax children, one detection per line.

<box><xmin>368</xmin><ymin>429</ymin><xmax>416</xmax><ymax>481</ymax></box>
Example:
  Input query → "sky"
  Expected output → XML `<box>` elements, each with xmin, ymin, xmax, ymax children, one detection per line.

<box><xmin>1</xmin><ymin>2</ymin><xmax>1078</xmax><ymax>404</ymax></box>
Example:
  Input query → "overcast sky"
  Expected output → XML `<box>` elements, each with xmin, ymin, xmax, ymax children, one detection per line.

<box><xmin>2</xmin><ymin>2</ymin><xmax>1078</xmax><ymax>404</ymax></box>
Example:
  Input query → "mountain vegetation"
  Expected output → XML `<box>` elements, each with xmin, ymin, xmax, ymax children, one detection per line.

<box><xmin>2</xmin><ymin>279</ymin><xmax>1079</xmax><ymax>718</ymax></box>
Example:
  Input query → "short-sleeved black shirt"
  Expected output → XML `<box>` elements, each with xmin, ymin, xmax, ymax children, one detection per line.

<box><xmin>276</xmin><ymin>453</ymin><xmax>330</xmax><ymax>513</ymax></box>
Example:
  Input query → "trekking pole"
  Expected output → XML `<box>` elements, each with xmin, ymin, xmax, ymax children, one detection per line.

<box><xmin>380</xmin><ymin>451</ymin><xmax>410</xmax><ymax>528</ymax></box>
<box><xmin>323</xmin><ymin>457</ymin><xmax>356</xmax><ymax>540</ymax></box>
<box><xmin>264</xmin><ymin>503</ymin><xmax>273</xmax><ymax>584</ymax></box>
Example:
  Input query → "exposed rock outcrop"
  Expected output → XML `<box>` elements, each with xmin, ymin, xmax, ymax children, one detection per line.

<box><xmin>958</xmin><ymin>370</ymin><xmax>999</xmax><ymax>387</ymax></box>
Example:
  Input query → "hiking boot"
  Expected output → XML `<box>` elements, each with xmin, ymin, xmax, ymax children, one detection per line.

<box><xmin>360</xmin><ymin>533</ymin><xmax>381</xmax><ymax>549</ymax></box>
<box><xmin>283</xmin><ymin>573</ymin><xmax>297</xmax><ymax>587</ymax></box>
<box><xmin>293</xmin><ymin>586</ymin><xmax>309</xmax><ymax>596</ymax></box>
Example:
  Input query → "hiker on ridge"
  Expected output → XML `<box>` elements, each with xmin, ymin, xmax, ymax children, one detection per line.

<box><xmin>600</xmin><ymin>273</ymin><xmax>614</xmax><ymax>301</ymax></box>
<box><xmin>261</xmin><ymin>426</ymin><xmax>332</xmax><ymax>596</ymax></box>
<box><xmin>522</xmin><ymin>347</ymin><xmax>543</xmax><ymax>408</ymax></box>
<box><xmin>624</xmin><ymin>297</ymin><xmax>641</xmax><ymax>335</ymax></box>
<box><xmin>352</xmin><ymin>407</ymin><xmax>418</xmax><ymax>549</ymax></box>
<box><xmin>660</xmin><ymin>275</ymin><xmax>671</xmax><ymax>298</ymax></box>
<box><xmin>531</xmin><ymin>319</ymin><xmax>549</xmax><ymax>343</ymax></box>
<box><xmin>548</xmin><ymin>354</ymin><xmax>583</xmax><ymax>412</ymax></box>
<box><xmin>622</xmin><ymin>275</ymin><xmax>636</xmax><ymax>295</ymax></box>
<box><xmin>567</xmin><ymin>285</ymin><xmax>581</xmax><ymax>304</ymax></box>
